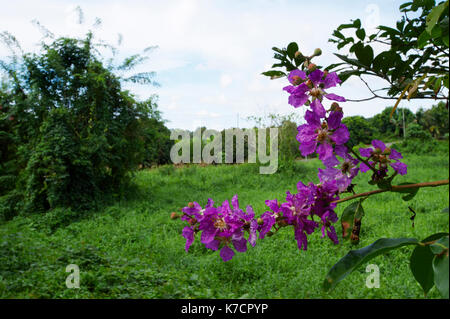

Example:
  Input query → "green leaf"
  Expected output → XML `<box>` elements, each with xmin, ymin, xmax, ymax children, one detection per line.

<box><xmin>286</xmin><ymin>42</ymin><xmax>298</xmax><ymax>60</ymax></box>
<box><xmin>355</xmin><ymin>45</ymin><xmax>374</xmax><ymax>67</ymax></box>
<box><xmin>410</xmin><ymin>233</ymin><xmax>449</xmax><ymax>296</ymax></box>
<box><xmin>426</xmin><ymin>1</ymin><xmax>448</xmax><ymax>34</ymax></box>
<box><xmin>341</xmin><ymin>200</ymin><xmax>365</xmax><ymax>240</ymax></box>
<box><xmin>417</xmin><ymin>30</ymin><xmax>432</xmax><ymax>49</ymax></box>
<box><xmin>261</xmin><ymin>70</ymin><xmax>286</xmax><ymax>78</ymax></box>
<box><xmin>392</xmin><ymin>182</ymin><xmax>420</xmax><ymax>201</ymax></box>
<box><xmin>356</xmin><ymin>28</ymin><xmax>366</xmax><ymax>41</ymax></box>
<box><xmin>323</xmin><ymin>238</ymin><xmax>419</xmax><ymax>291</ymax></box>
<box><xmin>430</xmin><ymin>236</ymin><xmax>449</xmax><ymax>255</ymax></box>
<box><xmin>433</xmin><ymin>249</ymin><xmax>449</xmax><ymax>298</ymax></box>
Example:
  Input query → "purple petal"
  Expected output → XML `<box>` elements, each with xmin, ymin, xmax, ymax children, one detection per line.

<box><xmin>325</xmin><ymin>93</ymin><xmax>346</xmax><ymax>102</ymax></box>
<box><xmin>330</xmin><ymin>125</ymin><xmax>349</xmax><ymax>145</ymax></box>
<box><xmin>299</xmin><ymin>140</ymin><xmax>318</xmax><ymax>157</ymax></box>
<box><xmin>372</xmin><ymin>140</ymin><xmax>386</xmax><ymax>152</ymax></box>
<box><xmin>231</xmin><ymin>194</ymin><xmax>239</xmax><ymax>210</ymax></box>
<box><xmin>390</xmin><ymin>161</ymin><xmax>408</xmax><ymax>176</ymax></box>
<box><xmin>288</xmin><ymin>92</ymin><xmax>309</xmax><ymax>108</ymax></box>
<box><xmin>220</xmin><ymin>246</ymin><xmax>235</xmax><ymax>262</ymax></box>
<box><xmin>359</xmin><ymin>148</ymin><xmax>373</xmax><ymax>158</ymax></box>
<box><xmin>232</xmin><ymin>236</ymin><xmax>247</xmax><ymax>253</ymax></box>
<box><xmin>311</xmin><ymin>99</ymin><xmax>326</xmax><ymax>118</ymax></box>
<box><xmin>323</xmin><ymin>72</ymin><xmax>341</xmax><ymax>89</ymax></box>
<box><xmin>359</xmin><ymin>162</ymin><xmax>371</xmax><ymax>173</ymax></box>
<box><xmin>204</xmin><ymin>239</ymin><xmax>220</xmax><ymax>251</ymax></box>
<box><xmin>265</xmin><ymin>199</ymin><xmax>280</xmax><ymax>213</ymax></box>
<box><xmin>317</xmin><ymin>142</ymin><xmax>334</xmax><ymax>160</ymax></box>
<box><xmin>322</xmin><ymin>155</ymin><xmax>340</xmax><ymax>168</ymax></box>
<box><xmin>182</xmin><ymin>227</ymin><xmax>195</xmax><ymax>252</ymax></box>
<box><xmin>389</xmin><ymin>148</ymin><xmax>403</xmax><ymax>160</ymax></box>
<box><xmin>201</xmin><ymin>227</ymin><xmax>217</xmax><ymax>244</ymax></box>
<box><xmin>294</xmin><ymin>228</ymin><xmax>308</xmax><ymax>251</ymax></box>
<box><xmin>288</xmin><ymin>69</ymin><xmax>307</xmax><ymax>83</ymax></box>
<box><xmin>327</xmin><ymin>110</ymin><xmax>343</xmax><ymax>130</ymax></box>
<box><xmin>308</xmin><ymin>69</ymin><xmax>324</xmax><ymax>85</ymax></box>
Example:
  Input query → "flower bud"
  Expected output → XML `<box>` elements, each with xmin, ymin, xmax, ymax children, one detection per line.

<box><xmin>9</xmin><ymin>116</ymin><xmax>14</xmax><ymax>121</ymax></box>
<box><xmin>170</xmin><ymin>212</ymin><xmax>179</xmax><ymax>220</ymax></box>
<box><xmin>330</xmin><ymin>102</ymin><xmax>342</xmax><ymax>112</ymax></box>
<box><xmin>312</xmin><ymin>48</ymin><xmax>322</xmax><ymax>57</ymax></box>
<box><xmin>257</xmin><ymin>218</ymin><xmax>264</xmax><ymax>225</ymax></box>
<box><xmin>308</xmin><ymin>63</ymin><xmax>317</xmax><ymax>72</ymax></box>
<box><xmin>188</xmin><ymin>202</ymin><xmax>195</xmax><ymax>208</ymax></box>
<box><xmin>294</xmin><ymin>51</ymin><xmax>303</xmax><ymax>59</ymax></box>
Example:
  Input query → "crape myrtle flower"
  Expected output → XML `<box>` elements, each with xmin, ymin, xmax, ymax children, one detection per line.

<box><xmin>296</xmin><ymin>107</ymin><xmax>349</xmax><ymax>163</ymax></box>
<box><xmin>319</xmin><ymin>146</ymin><xmax>360</xmax><ymax>193</ymax></box>
<box><xmin>181</xmin><ymin>195</ymin><xmax>258</xmax><ymax>262</ymax></box>
<box><xmin>283</xmin><ymin>69</ymin><xmax>345</xmax><ymax>108</ymax></box>
<box><xmin>260</xmin><ymin>179</ymin><xmax>340</xmax><ymax>252</ymax></box>
<box><xmin>359</xmin><ymin>140</ymin><xmax>407</xmax><ymax>176</ymax></box>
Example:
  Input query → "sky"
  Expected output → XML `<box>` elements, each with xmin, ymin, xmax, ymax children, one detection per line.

<box><xmin>0</xmin><ymin>0</ymin><xmax>439</xmax><ymax>130</ymax></box>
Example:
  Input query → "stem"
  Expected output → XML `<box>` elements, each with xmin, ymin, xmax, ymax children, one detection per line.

<box><xmin>348</xmin><ymin>147</ymin><xmax>378</xmax><ymax>174</ymax></box>
<box><xmin>334</xmin><ymin>179</ymin><xmax>449</xmax><ymax>204</ymax></box>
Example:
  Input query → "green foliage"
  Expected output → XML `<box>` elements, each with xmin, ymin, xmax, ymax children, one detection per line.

<box><xmin>0</xmin><ymin>31</ymin><xmax>171</xmax><ymax>220</ymax></box>
<box><xmin>406</xmin><ymin>122</ymin><xmax>432</xmax><ymax>139</ymax></box>
<box><xmin>328</xmin><ymin>0</ymin><xmax>449</xmax><ymax>101</ymax></box>
<box><xmin>392</xmin><ymin>139</ymin><xmax>449</xmax><ymax>155</ymax></box>
<box><xmin>368</xmin><ymin>106</ymin><xmax>415</xmax><ymax>138</ymax></box>
<box><xmin>342</xmin><ymin>116</ymin><xmax>375</xmax><ymax>147</ymax></box>
<box><xmin>416</xmin><ymin>101</ymin><xmax>449</xmax><ymax>138</ymax></box>
<box><xmin>323</xmin><ymin>237</ymin><xmax>420</xmax><ymax>292</ymax></box>
<box><xmin>0</xmin><ymin>152</ymin><xmax>447</xmax><ymax>298</ymax></box>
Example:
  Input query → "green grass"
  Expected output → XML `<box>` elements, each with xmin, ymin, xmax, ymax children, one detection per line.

<box><xmin>0</xmin><ymin>151</ymin><xmax>448</xmax><ymax>299</ymax></box>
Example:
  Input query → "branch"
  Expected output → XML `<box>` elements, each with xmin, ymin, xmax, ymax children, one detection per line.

<box><xmin>334</xmin><ymin>179</ymin><xmax>449</xmax><ymax>204</ymax></box>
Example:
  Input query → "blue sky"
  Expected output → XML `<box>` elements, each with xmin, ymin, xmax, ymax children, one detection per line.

<box><xmin>0</xmin><ymin>0</ymin><xmax>438</xmax><ymax>130</ymax></box>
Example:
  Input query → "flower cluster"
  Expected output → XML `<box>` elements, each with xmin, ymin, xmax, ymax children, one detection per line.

<box><xmin>180</xmin><ymin>196</ymin><xmax>257</xmax><ymax>261</ymax></box>
<box><xmin>359</xmin><ymin>140</ymin><xmax>407</xmax><ymax>179</ymax></box>
<box><xmin>174</xmin><ymin>57</ymin><xmax>409</xmax><ymax>262</ymax></box>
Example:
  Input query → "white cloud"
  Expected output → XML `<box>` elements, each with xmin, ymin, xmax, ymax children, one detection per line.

<box><xmin>220</xmin><ymin>74</ymin><xmax>232</xmax><ymax>88</ymax></box>
<box><xmin>0</xmin><ymin>0</ymin><xmax>437</xmax><ymax>130</ymax></box>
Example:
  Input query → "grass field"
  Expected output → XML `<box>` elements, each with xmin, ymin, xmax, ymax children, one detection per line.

<box><xmin>0</xmin><ymin>148</ymin><xmax>448</xmax><ymax>299</ymax></box>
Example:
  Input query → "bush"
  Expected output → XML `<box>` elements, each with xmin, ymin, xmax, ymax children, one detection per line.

<box><xmin>405</xmin><ymin>123</ymin><xmax>432</xmax><ymax>140</ymax></box>
<box><xmin>0</xmin><ymin>32</ymin><xmax>171</xmax><ymax>219</ymax></box>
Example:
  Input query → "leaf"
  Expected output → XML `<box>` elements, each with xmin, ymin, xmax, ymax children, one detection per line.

<box><xmin>323</xmin><ymin>238</ymin><xmax>419</xmax><ymax>291</ymax></box>
<box><xmin>430</xmin><ymin>236</ymin><xmax>449</xmax><ymax>255</ymax></box>
<box><xmin>432</xmin><ymin>237</ymin><xmax>449</xmax><ymax>298</ymax></box>
<box><xmin>354</xmin><ymin>45</ymin><xmax>374</xmax><ymax>67</ymax></box>
<box><xmin>261</xmin><ymin>70</ymin><xmax>286</xmax><ymax>79</ymax></box>
<box><xmin>442</xmin><ymin>207</ymin><xmax>449</xmax><ymax>213</ymax></box>
<box><xmin>410</xmin><ymin>233</ymin><xmax>449</xmax><ymax>296</ymax></box>
<box><xmin>390</xmin><ymin>84</ymin><xmax>410</xmax><ymax>119</ymax></box>
<box><xmin>417</xmin><ymin>31</ymin><xmax>432</xmax><ymax>49</ymax></box>
<box><xmin>286</xmin><ymin>42</ymin><xmax>298</xmax><ymax>60</ymax></box>
<box><xmin>356</xmin><ymin>28</ymin><xmax>366</xmax><ymax>41</ymax></box>
<box><xmin>392</xmin><ymin>182</ymin><xmax>420</xmax><ymax>201</ymax></box>
<box><xmin>341</xmin><ymin>200</ymin><xmax>365</xmax><ymax>239</ymax></box>
<box><xmin>426</xmin><ymin>1</ymin><xmax>449</xmax><ymax>34</ymax></box>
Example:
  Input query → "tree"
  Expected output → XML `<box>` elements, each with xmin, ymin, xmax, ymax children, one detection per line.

<box><xmin>328</xmin><ymin>0</ymin><xmax>449</xmax><ymax>110</ymax></box>
<box><xmin>0</xmin><ymin>29</ymin><xmax>167</xmax><ymax>218</ymax></box>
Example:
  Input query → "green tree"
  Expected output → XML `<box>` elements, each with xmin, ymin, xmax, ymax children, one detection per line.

<box><xmin>0</xmin><ymin>30</ymin><xmax>167</xmax><ymax>218</ymax></box>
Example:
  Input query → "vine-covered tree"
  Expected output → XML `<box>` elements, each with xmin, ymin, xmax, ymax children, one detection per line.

<box><xmin>0</xmin><ymin>26</ymin><xmax>171</xmax><ymax>218</ymax></box>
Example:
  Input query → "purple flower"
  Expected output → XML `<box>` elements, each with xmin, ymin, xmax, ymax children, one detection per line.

<box><xmin>296</xmin><ymin>109</ymin><xmax>349</xmax><ymax>162</ymax></box>
<box><xmin>358</xmin><ymin>140</ymin><xmax>407</xmax><ymax>176</ymax></box>
<box><xmin>283</xmin><ymin>69</ymin><xmax>345</xmax><ymax>108</ymax></box>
